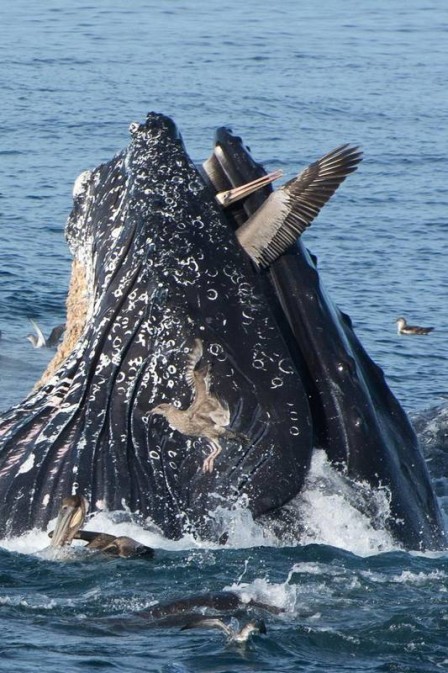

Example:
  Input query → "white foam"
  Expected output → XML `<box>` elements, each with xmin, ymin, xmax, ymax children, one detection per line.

<box><xmin>0</xmin><ymin>527</ymin><xmax>52</xmax><ymax>555</ymax></box>
<box><xmin>208</xmin><ymin>450</ymin><xmax>398</xmax><ymax>556</ymax></box>
<box><xmin>207</xmin><ymin>500</ymin><xmax>280</xmax><ymax>549</ymax></box>
<box><xmin>296</xmin><ymin>450</ymin><xmax>397</xmax><ymax>556</ymax></box>
<box><xmin>225</xmin><ymin>576</ymin><xmax>300</xmax><ymax>615</ymax></box>
<box><xmin>361</xmin><ymin>568</ymin><xmax>448</xmax><ymax>586</ymax></box>
<box><xmin>0</xmin><ymin>450</ymin><xmax>402</xmax><ymax>558</ymax></box>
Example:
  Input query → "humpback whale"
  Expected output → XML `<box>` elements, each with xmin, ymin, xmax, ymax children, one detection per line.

<box><xmin>201</xmin><ymin>126</ymin><xmax>446</xmax><ymax>550</ymax></box>
<box><xmin>0</xmin><ymin>112</ymin><xmax>444</xmax><ymax>550</ymax></box>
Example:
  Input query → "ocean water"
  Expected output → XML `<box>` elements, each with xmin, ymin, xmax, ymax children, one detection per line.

<box><xmin>0</xmin><ymin>1</ymin><xmax>448</xmax><ymax>671</ymax></box>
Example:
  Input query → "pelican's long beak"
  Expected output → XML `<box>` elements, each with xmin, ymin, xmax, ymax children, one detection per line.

<box><xmin>50</xmin><ymin>496</ymin><xmax>87</xmax><ymax>547</ymax></box>
<box><xmin>215</xmin><ymin>170</ymin><xmax>283</xmax><ymax>207</ymax></box>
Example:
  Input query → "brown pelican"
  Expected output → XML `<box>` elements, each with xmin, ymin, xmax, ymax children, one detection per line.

<box><xmin>396</xmin><ymin>317</ymin><xmax>434</xmax><ymax>335</ymax></box>
<box><xmin>234</xmin><ymin>144</ymin><xmax>362</xmax><ymax>267</ymax></box>
<box><xmin>181</xmin><ymin>616</ymin><xmax>267</xmax><ymax>643</ymax></box>
<box><xmin>150</xmin><ymin>338</ymin><xmax>232</xmax><ymax>473</ymax></box>
<box><xmin>49</xmin><ymin>495</ymin><xmax>154</xmax><ymax>559</ymax></box>
<box><xmin>49</xmin><ymin>494</ymin><xmax>88</xmax><ymax>547</ymax></box>
<box><xmin>73</xmin><ymin>531</ymin><xmax>155</xmax><ymax>559</ymax></box>
<box><xmin>26</xmin><ymin>319</ymin><xmax>65</xmax><ymax>348</ymax></box>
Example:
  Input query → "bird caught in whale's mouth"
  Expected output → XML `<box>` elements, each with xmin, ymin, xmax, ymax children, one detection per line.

<box><xmin>50</xmin><ymin>494</ymin><xmax>88</xmax><ymax>548</ymax></box>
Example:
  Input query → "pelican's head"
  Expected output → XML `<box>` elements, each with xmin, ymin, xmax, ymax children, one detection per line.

<box><xmin>50</xmin><ymin>494</ymin><xmax>88</xmax><ymax>547</ymax></box>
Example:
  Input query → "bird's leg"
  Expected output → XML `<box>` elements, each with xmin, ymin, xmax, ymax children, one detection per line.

<box><xmin>202</xmin><ymin>439</ymin><xmax>223</xmax><ymax>473</ymax></box>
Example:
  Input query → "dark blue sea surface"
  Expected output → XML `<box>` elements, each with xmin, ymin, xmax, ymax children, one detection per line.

<box><xmin>0</xmin><ymin>0</ymin><xmax>447</xmax><ymax>671</ymax></box>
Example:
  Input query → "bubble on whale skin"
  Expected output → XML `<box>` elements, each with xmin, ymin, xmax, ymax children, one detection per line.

<box><xmin>129</xmin><ymin>122</ymin><xmax>140</xmax><ymax>135</ymax></box>
<box><xmin>207</xmin><ymin>288</ymin><xmax>218</xmax><ymax>301</ymax></box>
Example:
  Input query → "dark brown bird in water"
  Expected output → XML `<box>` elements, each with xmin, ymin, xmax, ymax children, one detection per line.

<box><xmin>73</xmin><ymin>530</ymin><xmax>155</xmax><ymax>559</ymax></box>
<box><xmin>49</xmin><ymin>494</ymin><xmax>154</xmax><ymax>559</ymax></box>
<box><xmin>396</xmin><ymin>317</ymin><xmax>434</xmax><ymax>335</ymax></box>
<box><xmin>150</xmin><ymin>339</ymin><xmax>231</xmax><ymax>473</ymax></box>
<box><xmin>49</xmin><ymin>494</ymin><xmax>88</xmax><ymax>547</ymax></box>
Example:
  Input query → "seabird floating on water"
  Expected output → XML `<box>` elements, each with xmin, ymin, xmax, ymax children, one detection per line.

<box><xmin>181</xmin><ymin>616</ymin><xmax>267</xmax><ymax>643</ymax></box>
<box><xmin>396</xmin><ymin>317</ymin><xmax>434</xmax><ymax>335</ymax></box>
<box><xmin>26</xmin><ymin>319</ymin><xmax>65</xmax><ymax>348</ymax></box>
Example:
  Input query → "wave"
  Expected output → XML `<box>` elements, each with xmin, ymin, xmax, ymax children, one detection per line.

<box><xmin>0</xmin><ymin>450</ymin><xmax>399</xmax><ymax>559</ymax></box>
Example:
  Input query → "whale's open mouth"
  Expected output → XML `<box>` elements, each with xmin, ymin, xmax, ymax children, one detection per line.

<box><xmin>0</xmin><ymin>112</ymin><xmax>444</xmax><ymax>551</ymax></box>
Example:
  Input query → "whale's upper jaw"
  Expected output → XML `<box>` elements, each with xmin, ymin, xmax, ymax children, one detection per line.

<box><xmin>64</xmin><ymin>110</ymin><xmax>215</xmax><ymax>341</ymax></box>
<box><xmin>129</xmin><ymin>112</ymin><xmax>183</xmax><ymax>143</ymax></box>
<box><xmin>66</xmin><ymin>112</ymin><xmax>187</xmax><ymax>255</ymax></box>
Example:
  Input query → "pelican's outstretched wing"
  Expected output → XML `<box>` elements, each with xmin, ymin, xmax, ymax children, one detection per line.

<box><xmin>181</xmin><ymin>617</ymin><xmax>233</xmax><ymax>637</ymax></box>
<box><xmin>236</xmin><ymin>145</ymin><xmax>362</xmax><ymax>268</ymax></box>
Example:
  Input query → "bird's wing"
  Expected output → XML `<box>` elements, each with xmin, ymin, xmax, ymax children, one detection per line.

<box><xmin>188</xmin><ymin>365</ymin><xmax>212</xmax><ymax>412</ymax></box>
<box><xmin>75</xmin><ymin>530</ymin><xmax>117</xmax><ymax>548</ymax></box>
<box><xmin>180</xmin><ymin>617</ymin><xmax>232</xmax><ymax>636</ymax></box>
<box><xmin>236</xmin><ymin>144</ymin><xmax>362</xmax><ymax>268</ymax></box>
<box><xmin>47</xmin><ymin>323</ymin><xmax>66</xmax><ymax>347</ymax></box>
<box><xmin>29</xmin><ymin>319</ymin><xmax>47</xmax><ymax>347</ymax></box>
<box><xmin>208</xmin><ymin>397</ymin><xmax>230</xmax><ymax>427</ymax></box>
<box><xmin>185</xmin><ymin>339</ymin><xmax>204</xmax><ymax>389</ymax></box>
